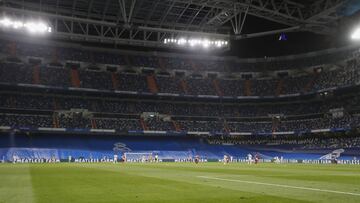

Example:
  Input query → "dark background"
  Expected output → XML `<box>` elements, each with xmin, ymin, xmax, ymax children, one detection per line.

<box><xmin>50</xmin><ymin>2</ymin><xmax>360</xmax><ymax>58</ymax></box>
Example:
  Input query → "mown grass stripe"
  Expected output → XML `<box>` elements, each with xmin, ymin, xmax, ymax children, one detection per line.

<box><xmin>197</xmin><ymin>176</ymin><xmax>360</xmax><ymax>197</ymax></box>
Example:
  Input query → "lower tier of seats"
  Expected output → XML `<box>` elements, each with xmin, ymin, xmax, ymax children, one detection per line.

<box><xmin>0</xmin><ymin>133</ymin><xmax>359</xmax><ymax>161</ymax></box>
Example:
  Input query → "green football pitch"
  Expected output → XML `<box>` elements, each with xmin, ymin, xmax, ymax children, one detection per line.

<box><xmin>0</xmin><ymin>163</ymin><xmax>360</xmax><ymax>203</ymax></box>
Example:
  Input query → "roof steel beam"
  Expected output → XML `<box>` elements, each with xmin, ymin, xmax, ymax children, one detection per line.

<box><xmin>0</xmin><ymin>6</ymin><xmax>230</xmax><ymax>49</ymax></box>
<box><xmin>0</xmin><ymin>0</ymin><xmax>351</xmax><ymax>48</ymax></box>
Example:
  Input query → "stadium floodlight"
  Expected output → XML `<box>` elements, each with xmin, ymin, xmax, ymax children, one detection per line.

<box><xmin>0</xmin><ymin>17</ymin><xmax>52</xmax><ymax>35</ymax></box>
<box><xmin>13</xmin><ymin>21</ymin><xmax>24</xmax><ymax>29</ymax></box>
<box><xmin>163</xmin><ymin>37</ymin><xmax>228</xmax><ymax>49</ymax></box>
<box><xmin>0</xmin><ymin>18</ymin><xmax>12</xmax><ymax>27</ymax></box>
<box><xmin>351</xmin><ymin>27</ymin><xmax>360</xmax><ymax>40</ymax></box>
<box><xmin>24</xmin><ymin>22</ymin><xmax>50</xmax><ymax>33</ymax></box>
<box><xmin>202</xmin><ymin>39</ymin><xmax>210</xmax><ymax>49</ymax></box>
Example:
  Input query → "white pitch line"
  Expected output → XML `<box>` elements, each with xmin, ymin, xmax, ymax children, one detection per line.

<box><xmin>197</xmin><ymin>176</ymin><xmax>360</xmax><ymax>197</ymax></box>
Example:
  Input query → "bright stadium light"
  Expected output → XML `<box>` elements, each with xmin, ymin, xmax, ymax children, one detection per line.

<box><xmin>0</xmin><ymin>17</ymin><xmax>52</xmax><ymax>35</ymax></box>
<box><xmin>0</xmin><ymin>18</ymin><xmax>12</xmax><ymax>27</ymax></box>
<box><xmin>352</xmin><ymin>27</ymin><xmax>360</xmax><ymax>40</ymax></box>
<box><xmin>24</xmin><ymin>22</ymin><xmax>50</xmax><ymax>33</ymax></box>
<box><xmin>13</xmin><ymin>21</ymin><xmax>24</xmax><ymax>29</ymax></box>
<box><xmin>178</xmin><ymin>38</ymin><xmax>187</xmax><ymax>46</ymax></box>
<box><xmin>202</xmin><ymin>39</ymin><xmax>210</xmax><ymax>49</ymax></box>
<box><xmin>163</xmin><ymin>37</ymin><xmax>229</xmax><ymax>49</ymax></box>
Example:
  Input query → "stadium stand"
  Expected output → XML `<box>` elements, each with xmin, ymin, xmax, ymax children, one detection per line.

<box><xmin>1</xmin><ymin>40</ymin><xmax>360</xmax><ymax>161</ymax></box>
<box><xmin>1</xmin><ymin>57</ymin><xmax>360</xmax><ymax>97</ymax></box>
<box><xmin>117</xmin><ymin>73</ymin><xmax>149</xmax><ymax>93</ymax></box>
<box><xmin>4</xmin><ymin>2</ymin><xmax>360</xmax><ymax>203</ymax></box>
<box><xmin>95</xmin><ymin>118</ymin><xmax>142</xmax><ymax>131</ymax></box>
<box><xmin>0</xmin><ymin>114</ymin><xmax>53</xmax><ymax>128</ymax></box>
<box><xmin>156</xmin><ymin>75</ymin><xmax>183</xmax><ymax>94</ymax></box>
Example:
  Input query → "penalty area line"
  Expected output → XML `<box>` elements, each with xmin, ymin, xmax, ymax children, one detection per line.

<box><xmin>197</xmin><ymin>176</ymin><xmax>360</xmax><ymax>197</ymax></box>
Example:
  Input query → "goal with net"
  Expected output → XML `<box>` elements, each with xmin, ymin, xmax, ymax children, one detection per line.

<box><xmin>124</xmin><ymin>152</ymin><xmax>154</xmax><ymax>162</ymax></box>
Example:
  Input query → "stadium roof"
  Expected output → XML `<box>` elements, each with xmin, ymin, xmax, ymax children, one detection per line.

<box><xmin>0</xmin><ymin>0</ymin><xmax>350</xmax><ymax>48</ymax></box>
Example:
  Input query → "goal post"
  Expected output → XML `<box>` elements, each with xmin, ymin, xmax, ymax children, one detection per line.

<box><xmin>124</xmin><ymin>152</ymin><xmax>154</xmax><ymax>162</ymax></box>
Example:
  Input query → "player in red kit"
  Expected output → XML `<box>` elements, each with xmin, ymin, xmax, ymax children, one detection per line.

<box><xmin>255</xmin><ymin>153</ymin><xmax>260</xmax><ymax>164</ymax></box>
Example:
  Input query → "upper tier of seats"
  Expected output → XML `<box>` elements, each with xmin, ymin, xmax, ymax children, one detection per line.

<box><xmin>1</xmin><ymin>39</ymin><xmax>356</xmax><ymax>72</ymax></box>
<box><xmin>0</xmin><ymin>61</ymin><xmax>359</xmax><ymax>97</ymax></box>
<box><xmin>0</xmin><ymin>40</ymin><xmax>360</xmax><ymax>97</ymax></box>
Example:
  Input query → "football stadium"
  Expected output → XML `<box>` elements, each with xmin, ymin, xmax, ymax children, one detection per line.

<box><xmin>1</xmin><ymin>0</ymin><xmax>360</xmax><ymax>202</ymax></box>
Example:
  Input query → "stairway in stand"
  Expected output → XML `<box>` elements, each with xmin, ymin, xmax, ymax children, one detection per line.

<box><xmin>111</xmin><ymin>73</ymin><xmax>120</xmax><ymax>90</ymax></box>
<box><xmin>172</xmin><ymin>120</ymin><xmax>181</xmax><ymax>132</ymax></box>
<box><xmin>32</xmin><ymin>65</ymin><xmax>40</xmax><ymax>85</ymax></box>
<box><xmin>223</xmin><ymin>119</ymin><xmax>230</xmax><ymax>133</ymax></box>
<box><xmin>146</xmin><ymin>75</ymin><xmax>159</xmax><ymax>93</ymax></box>
<box><xmin>180</xmin><ymin>79</ymin><xmax>189</xmax><ymax>94</ymax></box>
<box><xmin>276</xmin><ymin>79</ymin><xmax>284</xmax><ymax>96</ymax></box>
<box><xmin>213</xmin><ymin>79</ymin><xmax>223</xmax><ymax>96</ymax></box>
<box><xmin>70</xmin><ymin>69</ymin><xmax>81</xmax><ymax>88</ymax></box>
<box><xmin>53</xmin><ymin>114</ymin><xmax>60</xmax><ymax>128</ymax></box>
<box><xmin>91</xmin><ymin>119</ymin><xmax>97</xmax><ymax>129</ymax></box>
<box><xmin>140</xmin><ymin>118</ymin><xmax>148</xmax><ymax>131</ymax></box>
<box><xmin>244</xmin><ymin>80</ymin><xmax>252</xmax><ymax>96</ymax></box>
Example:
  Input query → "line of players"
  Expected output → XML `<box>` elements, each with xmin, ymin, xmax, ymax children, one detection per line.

<box><xmin>7</xmin><ymin>153</ymin><xmax>262</xmax><ymax>164</ymax></box>
<box><xmin>113</xmin><ymin>153</ymin><xmax>262</xmax><ymax>164</ymax></box>
<box><xmin>113</xmin><ymin>154</ymin><xmax>160</xmax><ymax>163</ymax></box>
<box><xmin>112</xmin><ymin>154</ymin><xmax>204</xmax><ymax>164</ymax></box>
<box><xmin>223</xmin><ymin>153</ymin><xmax>261</xmax><ymax>165</ymax></box>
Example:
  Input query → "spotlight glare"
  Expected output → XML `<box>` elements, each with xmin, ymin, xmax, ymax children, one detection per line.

<box><xmin>0</xmin><ymin>17</ymin><xmax>52</xmax><ymax>35</ymax></box>
<box><xmin>178</xmin><ymin>38</ymin><xmax>187</xmax><ymax>45</ymax></box>
<box><xmin>352</xmin><ymin>28</ymin><xmax>360</xmax><ymax>40</ymax></box>
<box><xmin>163</xmin><ymin>37</ymin><xmax>228</xmax><ymax>50</ymax></box>
<box><xmin>202</xmin><ymin>39</ymin><xmax>210</xmax><ymax>48</ymax></box>
<box><xmin>1</xmin><ymin>18</ymin><xmax>12</xmax><ymax>27</ymax></box>
<box><xmin>13</xmin><ymin>21</ymin><xmax>24</xmax><ymax>29</ymax></box>
<box><xmin>25</xmin><ymin>22</ymin><xmax>49</xmax><ymax>33</ymax></box>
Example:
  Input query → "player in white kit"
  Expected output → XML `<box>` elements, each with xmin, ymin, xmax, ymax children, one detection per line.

<box><xmin>247</xmin><ymin>153</ymin><xmax>253</xmax><ymax>164</ymax></box>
